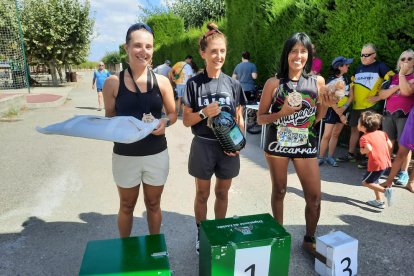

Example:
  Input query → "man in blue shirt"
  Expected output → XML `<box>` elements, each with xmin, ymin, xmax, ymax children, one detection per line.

<box><xmin>232</xmin><ymin>51</ymin><xmax>258</xmax><ymax>103</ymax></box>
<box><xmin>92</xmin><ymin>62</ymin><xmax>110</xmax><ymax>111</ymax></box>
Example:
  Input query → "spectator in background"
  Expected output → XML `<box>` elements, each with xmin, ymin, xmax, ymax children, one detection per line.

<box><xmin>358</xmin><ymin>111</ymin><xmax>393</xmax><ymax>209</ymax></box>
<box><xmin>337</xmin><ymin>43</ymin><xmax>393</xmax><ymax>167</ymax></box>
<box><xmin>153</xmin><ymin>60</ymin><xmax>172</xmax><ymax>78</ymax></box>
<box><xmin>170</xmin><ymin>55</ymin><xmax>194</xmax><ymax>115</ymax></box>
<box><xmin>369</xmin><ymin>49</ymin><xmax>414</xmax><ymax>186</ymax></box>
<box><xmin>92</xmin><ymin>61</ymin><xmax>110</xmax><ymax>111</ymax></box>
<box><xmin>232</xmin><ymin>51</ymin><xmax>258</xmax><ymax>103</ymax></box>
<box><xmin>190</xmin><ymin>60</ymin><xmax>199</xmax><ymax>75</ymax></box>
<box><xmin>310</xmin><ymin>44</ymin><xmax>323</xmax><ymax>75</ymax></box>
<box><xmin>376</xmin><ymin>49</ymin><xmax>414</xmax><ymax>188</ymax></box>
<box><xmin>318</xmin><ymin>56</ymin><xmax>353</xmax><ymax>167</ymax></box>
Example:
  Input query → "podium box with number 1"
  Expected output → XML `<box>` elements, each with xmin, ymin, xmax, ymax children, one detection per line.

<box><xmin>199</xmin><ymin>213</ymin><xmax>291</xmax><ymax>276</ymax></box>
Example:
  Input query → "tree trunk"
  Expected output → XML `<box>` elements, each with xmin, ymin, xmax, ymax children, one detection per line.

<box><xmin>57</xmin><ymin>65</ymin><xmax>63</xmax><ymax>83</ymax></box>
<box><xmin>48</xmin><ymin>61</ymin><xmax>59</xmax><ymax>86</ymax></box>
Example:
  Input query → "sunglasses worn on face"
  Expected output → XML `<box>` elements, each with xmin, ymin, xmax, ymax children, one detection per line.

<box><xmin>361</xmin><ymin>53</ymin><xmax>375</xmax><ymax>58</ymax></box>
<box><xmin>400</xmin><ymin>57</ymin><xmax>413</xmax><ymax>62</ymax></box>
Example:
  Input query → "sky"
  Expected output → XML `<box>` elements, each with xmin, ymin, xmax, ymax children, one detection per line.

<box><xmin>88</xmin><ymin>0</ymin><xmax>170</xmax><ymax>61</ymax></box>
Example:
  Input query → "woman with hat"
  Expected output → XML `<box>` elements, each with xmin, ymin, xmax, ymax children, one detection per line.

<box><xmin>318</xmin><ymin>56</ymin><xmax>354</xmax><ymax>167</ymax></box>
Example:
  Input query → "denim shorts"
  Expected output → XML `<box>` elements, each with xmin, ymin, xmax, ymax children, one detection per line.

<box><xmin>175</xmin><ymin>84</ymin><xmax>186</xmax><ymax>98</ymax></box>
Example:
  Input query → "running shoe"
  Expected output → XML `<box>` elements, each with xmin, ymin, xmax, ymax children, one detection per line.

<box><xmin>326</xmin><ymin>156</ymin><xmax>338</xmax><ymax>167</ymax></box>
<box><xmin>366</xmin><ymin>199</ymin><xmax>385</xmax><ymax>209</ymax></box>
<box><xmin>336</xmin><ymin>153</ymin><xmax>356</xmax><ymax>162</ymax></box>
<box><xmin>302</xmin><ymin>236</ymin><xmax>316</xmax><ymax>256</ymax></box>
<box><xmin>384</xmin><ymin>188</ymin><xmax>394</xmax><ymax>207</ymax></box>
<box><xmin>395</xmin><ymin>171</ymin><xmax>409</xmax><ymax>186</ymax></box>
<box><xmin>357</xmin><ymin>160</ymin><xmax>368</xmax><ymax>169</ymax></box>
<box><xmin>318</xmin><ymin>157</ymin><xmax>325</xmax><ymax>166</ymax></box>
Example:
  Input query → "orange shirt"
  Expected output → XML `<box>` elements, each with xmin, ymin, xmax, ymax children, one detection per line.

<box><xmin>360</xmin><ymin>130</ymin><xmax>391</xmax><ymax>171</ymax></box>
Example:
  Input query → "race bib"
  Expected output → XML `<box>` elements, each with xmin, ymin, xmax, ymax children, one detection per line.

<box><xmin>277</xmin><ymin>126</ymin><xmax>308</xmax><ymax>147</ymax></box>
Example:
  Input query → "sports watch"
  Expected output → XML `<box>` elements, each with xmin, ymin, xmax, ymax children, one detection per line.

<box><xmin>163</xmin><ymin>118</ymin><xmax>171</xmax><ymax>127</ymax></box>
<box><xmin>199</xmin><ymin>109</ymin><xmax>207</xmax><ymax>119</ymax></box>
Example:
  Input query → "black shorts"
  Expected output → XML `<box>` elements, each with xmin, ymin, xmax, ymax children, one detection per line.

<box><xmin>324</xmin><ymin>106</ymin><xmax>350</xmax><ymax>124</ymax></box>
<box><xmin>362</xmin><ymin>169</ymin><xmax>386</xmax><ymax>184</ymax></box>
<box><xmin>188</xmin><ymin>136</ymin><xmax>240</xmax><ymax>180</ymax></box>
<box><xmin>244</xmin><ymin>90</ymin><xmax>257</xmax><ymax>104</ymax></box>
<box><xmin>324</xmin><ymin>107</ymin><xmax>340</xmax><ymax>124</ymax></box>
<box><xmin>349</xmin><ymin>108</ymin><xmax>376</xmax><ymax>127</ymax></box>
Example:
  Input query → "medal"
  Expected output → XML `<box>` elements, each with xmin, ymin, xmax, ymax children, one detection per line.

<box><xmin>142</xmin><ymin>112</ymin><xmax>155</xmax><ymax>123</ymax></box>
<box><xmin>128</xmin><ymin>66</ymin><xmax>155</xmax><ymax>123</ymax></box>
<box><xmin>288</xmin><ymin>82</ymin><xmax>302</xmax><ymax>107</ymax></box>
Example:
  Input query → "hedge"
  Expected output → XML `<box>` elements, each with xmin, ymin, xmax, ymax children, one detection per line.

<box><xmin>142</xmin><ymin>0</ymin><xmax>413</xmax><ymax>86</ymax></box>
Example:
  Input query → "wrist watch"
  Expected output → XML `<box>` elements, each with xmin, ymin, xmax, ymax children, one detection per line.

<box><xmin>163</xmin><ymin>118</ymin><xmax>171</xmax><ymax>127</ymax></box>
<box><xmin>199</xmin><ymin>109</ymin><xmax>207</xmax><ymax>119</ymax></box>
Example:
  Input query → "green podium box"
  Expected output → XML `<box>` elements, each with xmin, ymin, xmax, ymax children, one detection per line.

<box><xmin>79</xmin><ymin>234</ymin><xmax>171</xmax><ymax>276</ymax></box>
<box><xmin>199</xmin><ymin>213</ymin><xmax>291</xmax><ymax>276</ymax></box>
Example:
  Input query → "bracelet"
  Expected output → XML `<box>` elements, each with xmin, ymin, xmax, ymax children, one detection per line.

<box><xmin>343</xmin><ymin>103</ymin><xmax>349</xmax><ymax>108</ymax></box>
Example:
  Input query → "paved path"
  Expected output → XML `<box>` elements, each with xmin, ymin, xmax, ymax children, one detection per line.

<box><xmin>0</xmin><ymin>72</ymin><xmax>413</xmax><ymax>275</ymax></box>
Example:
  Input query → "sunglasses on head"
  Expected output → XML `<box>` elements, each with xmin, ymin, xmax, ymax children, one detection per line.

<box><xmin>400</xmin><ymin>57</ymin><xmax>413</xmax><ymax>62</ymax></box>
<box><xmin>361</xmin><ymin>53</ymin><xmax>375</xmax><ymax>58</ymax></box>
<box><xmin>127</xmin><ymin>23</ymin><xmax>154</xmax><ymax>36</ymax></box>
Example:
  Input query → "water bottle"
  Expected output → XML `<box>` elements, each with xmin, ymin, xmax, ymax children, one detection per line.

<box><xmin>211</xmin><ymin>107</ymin><xmax>246</xmax><ymax>153</ymax></box>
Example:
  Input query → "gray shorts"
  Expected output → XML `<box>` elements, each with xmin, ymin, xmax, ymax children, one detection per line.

<box><xmin>349</xmin><ymin>107</ymin><xmax>376</xmax><ymax>127</ymax></box>
<box><xmin>188</xmin><ymin>136</ymin><xmax>240</xmax><ymax>180</ymax></box>
<box><xmin>382</xmin><ymin>115</ymin><xmax>407</xmax><ymax>141</ymax></box>
<box><xmin>112</xmin><ymin>149</ymin><xmax>169</xmax><ymax>188</ymax></box>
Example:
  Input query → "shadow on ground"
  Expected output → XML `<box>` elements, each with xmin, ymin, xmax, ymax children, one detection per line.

<box><xmin>0</xmin><ymin>210</ymin><xmax>412</xmax><ymax>275</ymax></box>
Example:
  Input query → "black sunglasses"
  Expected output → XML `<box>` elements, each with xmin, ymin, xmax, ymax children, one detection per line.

<box><xmin>360</xmin><ymin>53</ymin><xmax>375</xmax><ymax>58</ymax></box>
<box><xmin>400</xmin><ymin>57</ymin><xmax>413</xmax><ymax>62</ymax></box>
<box><xmin>127</xmin><ymin>23</ymin><xmax>154</xmax><ymax>36</ymax></box>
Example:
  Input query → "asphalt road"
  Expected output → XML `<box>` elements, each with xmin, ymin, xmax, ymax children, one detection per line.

<box><xmin>0</xmin><ymin>72</ymin><xmax>413</xmax><ymax>275</ymax></box>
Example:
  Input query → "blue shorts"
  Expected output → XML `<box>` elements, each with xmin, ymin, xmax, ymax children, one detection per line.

<box><xmin>175</xmin><ymin>84</ymin><xmax>186</xmax><ymax>98</ymax></box>
<box><xmin>362</xmin><ymin>169</ymin><xmax>386</xmax><ymax>184</ymax></box>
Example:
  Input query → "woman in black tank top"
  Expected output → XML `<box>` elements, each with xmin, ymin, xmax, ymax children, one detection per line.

<box><xmin>257</xmin><ymin>33</ymin><xmax>335</xmax><ymax>256</ymax></box>
<box><xmin>102</xmin><ymin>23</ymin><xmax>177</xmax><ymax>238</ymax></box>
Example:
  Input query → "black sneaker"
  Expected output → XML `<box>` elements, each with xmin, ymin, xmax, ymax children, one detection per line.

<box><xmin>336</xmin><ymin>153</ymin><xmax>356</xmax><ymax>162</ymax></box>
<box><xmin>357</xmin><ymin>160</ymin><xmax>367</xmax><ymax>169</ymax></box>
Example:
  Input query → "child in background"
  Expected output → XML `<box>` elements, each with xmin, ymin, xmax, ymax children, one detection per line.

<box><xmin>358</xmin><ymin>111</ymin><xmax>394</xmax><ymax>209</ymax></box>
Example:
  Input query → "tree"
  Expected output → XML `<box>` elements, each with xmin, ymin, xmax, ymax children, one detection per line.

<box><xmin>0</xmin><ymin>0</ymin><xmax>19</xmax><ymax>61</ymax></box>
<box><xmin>101</xmin><ymin>51</ymin><xmax>121</xmax><ymax>65</ymax></box>
<box><xmin>139</xmin><ymin>0</ymin><xmax>225</xmax><ymax>29</ymax></box>
<box><xmin>19</xmin><ymin>0</ymin><xmax>94</xmax><ymax>86</ymax></box>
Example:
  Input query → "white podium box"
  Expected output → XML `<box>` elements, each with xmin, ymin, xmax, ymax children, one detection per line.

<box><xmin>315</xmin><ymin>231</ymin><xmax>358</xmax><ymax>276</ymax></box>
